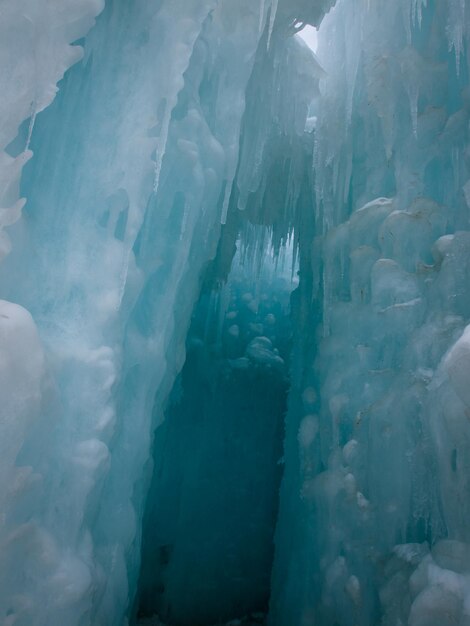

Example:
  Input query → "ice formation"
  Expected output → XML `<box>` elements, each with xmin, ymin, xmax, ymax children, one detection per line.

<box><xmin>3</xmin><ymin>0</ymin><xmax>470</xmax><ymax>625</ymax></box>
<box><xmin>271</xmin><ymin>1</ymin><xmax>470</xmax><ymax>625</ymax></box>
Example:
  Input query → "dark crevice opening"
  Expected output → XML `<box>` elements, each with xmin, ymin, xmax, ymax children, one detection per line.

<box><xmin>135</xmin><ymin>230</ymin><xmax>295</xmax><ymax>626</ymax></box>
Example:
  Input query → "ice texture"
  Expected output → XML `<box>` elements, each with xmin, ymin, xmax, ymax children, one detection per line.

<box><xmin>3</xmin><ymin>0</ymin><xmax>470</xmax><ymax>625</ymax></box>
<box><xmin>0</xmin><ymin>0</ymin><xmax>104</xmax><ymax>261</ymax></box>
<box><xmin>271</xmin><ymin>1</ymin><xmax>470</xmax><ymax>625</ymax></box>
<box><xmin>0</xmin><ymin>0</ymin><xmax>321</xmax><ymax>624</ymax></box>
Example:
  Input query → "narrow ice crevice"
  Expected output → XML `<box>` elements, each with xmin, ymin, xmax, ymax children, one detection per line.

<box><xmin>137</xmin><ymin>244</ymin><xmax>295</xmax><ymax>626</ymax></box>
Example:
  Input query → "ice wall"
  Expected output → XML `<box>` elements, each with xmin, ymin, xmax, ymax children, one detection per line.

<box><xmin>0</xmin><ymin>0</ymin><xmax>335</xmax><ymax>621</ymax></box>
<box><xmin>0</xmin><ymin>1</ymin><xmax>104</xmax><ymax>622</ymax></box>
<box><xmin>0</xmin><ymin>1</ymin><xmax>298</xmax><ymax>624</ymax></box>
<box><xmin>7</xmin><ymin>0</ymin><xmax>470</xmax><ymax>624</ymax></box>
<box><xmin>271</xmin><ymin>1</ymin><xmax>470</xmax><ymax>625</ymax></box>
<box><xmin>0</xmin><ymin>0</ymin><xmax>104</xmax><ymax>261</ymax></box>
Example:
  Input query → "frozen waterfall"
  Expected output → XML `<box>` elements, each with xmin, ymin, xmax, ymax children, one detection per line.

<box><xmin>2</xmin><ymin>0</ymin><xmax>470</xmax><ymax>625</ymax></box>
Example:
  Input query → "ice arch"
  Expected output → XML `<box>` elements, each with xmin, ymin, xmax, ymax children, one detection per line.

<box><xmin>2</xmin><ymin>1</ymin><xmax>470</xmax><ymax>626</ymax></box>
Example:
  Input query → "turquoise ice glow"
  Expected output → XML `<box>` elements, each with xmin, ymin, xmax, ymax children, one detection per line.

<box><xmin>2</xmin><ymin>1</ymin><xmax>470</xmax><ymax>625</ymax></box>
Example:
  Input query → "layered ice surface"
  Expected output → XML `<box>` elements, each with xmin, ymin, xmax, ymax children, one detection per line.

<box><xmin>271</xmin><ymin>1</ymin><xmax>470</xmax><ymax>626</ymax></box>
<box><xmin>0</xmin><ymin>1</ymin><xmax>319</xmax><ymax>625</ymax></box>
<box><xmin>3</xmin><ymin>0</ymin><xmax>470</xmax><ymax>625</ymax></box>
<box><xmin>0</xmin><ymin>0</ymin><xmax>104</xmax><ymax>260</ymax></box>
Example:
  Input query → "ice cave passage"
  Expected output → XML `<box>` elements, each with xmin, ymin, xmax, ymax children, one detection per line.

<box><xmin>137</xmin><ymin>245</ymin><xmax>294</xmax><ymax>625</ymax></box>
<box><xmin>4</xmin><ymin>0</ymin><xmax>470</xmax><ymax>625</ymax></box>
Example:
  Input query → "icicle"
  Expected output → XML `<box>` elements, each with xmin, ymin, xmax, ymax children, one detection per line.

<box><xmin>343</xmin><ymin>151</ymin><xmax>352</xmax><ymax>204</ymax></box>
<box><xmin>411</xmin><ymin>0</ymin><xmax>427</xmax><ymax>28</ymax></box>
<box><xmin>152</xmin><ymin>102</ymin><xmax>173</xmax><ymax>194</ymax></box>
<box><xmin>322</xmin><ymin>263</ymin><xmax>331</xmax><ymax>337</ymax></box>
<box><xmin>25</xmin><ymin>103</ymin><xmax>37</xmax><ymax>153</ymax></box>
<box><xmin>447</xmin><ymin>0</ymin><xmax>465</xmax><ymax>75</ymax></box>
<box><xmin>267</xmin><ymin>0</ymin><xmax>278</xmax><ymax>49</ymax></box>
<box><xmin>402</xmin><ymin>0</ymin><xmax>412</xmax><ymax>45</ymax></box>
<box><xmin>180</xmin><ymin>195</ymin><xmax>190</xmax><ymax>239</ymax></box>
<box><xmin>152</xmin><ymin>4</ymin><xmax>219</xmax><ymax>195</ymax></box>
<box><xmin>259</xmin><ymin>0</ymin><xmax>267</xmax><ymax>34</ymax></box>
<box><xmin>332</xmin><ymin>154</ymin><xmax>340</xmax><ymax>197</ymax></box>
<box><xmin>215</xmin><ymin>282</ymin><xmax>230</xmax><ymax>347</ymax></box>
<box><xmin>409</xmin><ymin>85</ymin><xmax>419</xmax><ymax>137</ymax></box>
<box><xmin>345</xmin><ymin>26</ymin><xmax>361</xmax><ymax>126</ymax></box>
<box><xmin>219</xmin><ymin>184</ymin><xmax>229</xmax><ymax>225</ymax></box>
<box><xmin>291</xmin><ymin>235</ymin><xmax>298</xmax><ymax>281</ymax></box>
<box><xmin>452</xmin><ymin>146</ymin><xmax>460</xmax><ymax>197</ymax></box>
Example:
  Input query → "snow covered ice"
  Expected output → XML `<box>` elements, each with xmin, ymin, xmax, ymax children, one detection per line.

<box><xmin>3</xmin><ymin>0</ymin><xmax>470</xmax><ymax>625</ymax></box>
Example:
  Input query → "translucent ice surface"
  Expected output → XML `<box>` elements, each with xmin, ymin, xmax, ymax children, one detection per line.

<box><xmin>3</xmin><ymin>0</ymin><xmax>470</xmax><ymax>625</ymax></box>
<box><xmin>0</xmin><ymin>1</ymin><xmax>321</xmax><ymax>624</ymax></box>
<box><xmin>271</xmin><ymin>1</ymin><xmax>470</xmax><ymax>625</ymax></box>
